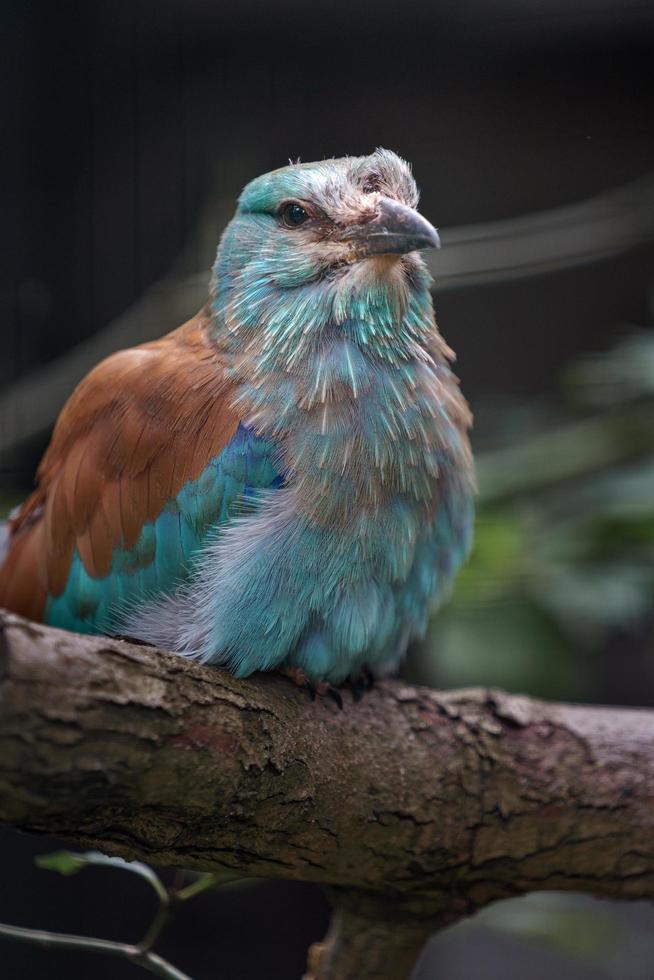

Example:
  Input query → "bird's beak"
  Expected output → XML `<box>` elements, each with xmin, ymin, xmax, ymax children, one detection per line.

<box><xmin>341</xmin><ymin>196</ymin><xmax>440</xmax><ymax>257</ymax></box>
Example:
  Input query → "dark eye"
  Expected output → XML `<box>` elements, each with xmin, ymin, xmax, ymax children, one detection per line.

<box><xmin>281</xmin><ymin>201</ymin><xmax>310</xmax><ymax>228</ymax></box>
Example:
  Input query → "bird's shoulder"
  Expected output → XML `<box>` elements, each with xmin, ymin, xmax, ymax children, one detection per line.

<box><xmin>0</xmin><ymin>307</ymin><xmax>241</xmax><ymax>620</ymax></box>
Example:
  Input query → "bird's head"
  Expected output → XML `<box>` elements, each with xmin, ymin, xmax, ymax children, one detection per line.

<box><xmin>211</xmin><ymin>149</ymin><xmax>440</xmax><ymax>365</ymax></box>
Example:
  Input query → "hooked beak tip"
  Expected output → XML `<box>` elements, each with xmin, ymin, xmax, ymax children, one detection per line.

<box><xmin>343</xmin><ymin>197</ymin><xmax>441</xmax><ymax>257</ymax></box>
<box><xmin>427</xmin><ymin>227</ymin><xmax>441</xmax><ymax>250</ymax></box>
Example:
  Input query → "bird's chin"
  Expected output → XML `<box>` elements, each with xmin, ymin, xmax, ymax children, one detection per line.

<box><xmin>365</xmin><ymin>253</ymin><xmax>406</xmax><ymax>272</ymax></box>
<box><xmin>322</xmin><ymin>254</ymin><xmax>411</xmax><ymax>313</ymax></box>
<box><xmin>343</xmin><ymin>251</ymin><xmax>409</xmax><ymax>286</ymax></box>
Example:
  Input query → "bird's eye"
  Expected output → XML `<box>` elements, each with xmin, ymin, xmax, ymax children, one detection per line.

<box><xmin>280</xmin><ymin>201</ymin><xmax>310</xmax><ymax>228</ymax></box>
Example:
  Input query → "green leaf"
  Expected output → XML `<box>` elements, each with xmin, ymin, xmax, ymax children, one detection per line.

<box><xmin>35</xmin><ymin>851</ymin><xmax>87</xmax><ymax>876</ymax></box>
<box><xmin>174</xmin><ymin>872</ymin><xmax>240</xmax><ymax>902</ymax></box>
<box><xmin>35</xmin><ymin>850</ymin><xmax>168</xmax><ymax>902</ymax></box>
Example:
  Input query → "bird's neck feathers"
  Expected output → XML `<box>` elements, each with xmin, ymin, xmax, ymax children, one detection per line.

<box><xmin>209</xmin><ymin>245</ymin><xmax>442</xmax><ymax>370</ymax></box>
<box><xmin>207</xmin><ymin>247</ymin><xmax>472</xmax><ymax>516</ymax></box>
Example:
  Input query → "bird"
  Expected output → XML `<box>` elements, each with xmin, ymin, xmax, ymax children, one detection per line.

<box><xmin>0</xmin><ymin>149</ymin><xmax>475</xmax><ymax>693</ymax></box>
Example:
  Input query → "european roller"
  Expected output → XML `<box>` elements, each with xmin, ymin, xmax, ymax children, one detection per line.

<box><xmin>0</xmin><ymin>150</ymin><xmax>474</xmax><ymax>697</ymax></box>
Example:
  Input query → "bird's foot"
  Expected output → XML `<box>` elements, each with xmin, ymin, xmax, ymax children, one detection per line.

<box><xmin>346</xmin><ymin>665</ymin><xmax>375</xmax><ymax>702</ymax></box>
<box><xmin>279</xmin><ymin>666</ymin><xmax>343</xmax><ymax>710</ymax></box>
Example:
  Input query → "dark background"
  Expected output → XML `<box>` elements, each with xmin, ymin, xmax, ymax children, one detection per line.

<box><xmin>1</xmin><ymin>1</ymin><xmax>654</xmax><ymax>977</ymax></box>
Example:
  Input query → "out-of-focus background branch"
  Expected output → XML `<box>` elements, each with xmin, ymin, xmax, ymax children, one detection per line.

<box><xmin>2</xmin><ymin>0</ymin><xmax>654</xmax><ymax>977</ymax></box>
<box><xmin>1</xmin><ymin>172</ymin><xmax>653</xmax><ymax>465</ymax></box>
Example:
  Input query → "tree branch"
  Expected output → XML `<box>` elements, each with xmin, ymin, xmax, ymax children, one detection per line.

<box><xmin>1</xmin><ymin>609</ymin><xmax>654</xmax><ymax>978</ymax></box>
<box><xmin>0</xmin><ymin>921</ymin><xmax>192</xmax><ymax>980</ymax></box>
<box><xmin>0</xmin><ymin>850</ymin><xmax>200</xmax><ymax>977</ymax></box>
<box><xmin>304</xmin><ymin>891</ymin><xmax>440</xmax><ymax>980</ymax></box>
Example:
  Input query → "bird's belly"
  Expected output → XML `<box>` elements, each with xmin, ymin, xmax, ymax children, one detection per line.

<box><xmin>106</xmin><ymin>420</ymin><xmax>473</xmax><ymax>684</ymax></box>
<box><xmin>283</xmin><ymin>480</ymin><xmax>473</xmax><ymax>684</ymax></box>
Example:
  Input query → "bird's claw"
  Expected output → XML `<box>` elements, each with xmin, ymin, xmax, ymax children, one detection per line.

<box><xmin>327</xmin><ymin>686</ymin><xmax>343</xmax><ymax>710</ymax></box>
<box><xmin>350</xmin><ymin>677</ymin><xmax>366</xmax><ymax>702</ymax></box>
<box><xmin>279</xmin><ymin>666</ymin><xmax>375</xmax><ymax>709</ymax></box>
<box><xmin>279</xmin><ymin>667</ymin><xmax>343</xmax><ymax>709</ymax></box>
<box><xmin>347</xmin><ymin>665</ymin><xmax>375</xmax><ymax>702</ymax></box>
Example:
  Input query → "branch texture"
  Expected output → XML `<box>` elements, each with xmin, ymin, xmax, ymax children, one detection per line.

<box><xmin>1</xmin><ymin>610</ymin><xmax>654</xmax><ymax>977</ymax></box>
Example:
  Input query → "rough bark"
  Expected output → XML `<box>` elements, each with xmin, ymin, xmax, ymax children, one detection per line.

<box><xmin>1</xmin><ymin>610</ymin><xmax>654</xmax><ymax>978</ymax></box>
<box><xmin>304</xmin><ymin>891</ymin><xmax>440</xmax><ymax>980</ymax></box>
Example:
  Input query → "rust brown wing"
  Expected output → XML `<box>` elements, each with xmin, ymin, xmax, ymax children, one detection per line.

<box><xmin>0</xmin><ymin>308</ymin><xmax>240</xmax><ymax>621</ymax></box>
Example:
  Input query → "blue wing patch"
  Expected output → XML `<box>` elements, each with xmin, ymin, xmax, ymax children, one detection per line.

<box><xmin>45</xmin><ymin>425</ymin><xmax>284</xmax><ymax>633</ymax></box>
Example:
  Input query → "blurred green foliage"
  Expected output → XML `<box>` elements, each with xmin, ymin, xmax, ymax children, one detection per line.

<box><xmin>421</xmin><ymin>325</ymin><xmax>654</xmax><ymax>980</ymax></box>
<box><xmin>409</xmin><ymin>326</ymin><xmax>654</xmax><ymax>702</ymax></box>
<box><xmin>434</xmin><ymin>889</ymin><xmax>654</xmax><ymax>979</ymax></box>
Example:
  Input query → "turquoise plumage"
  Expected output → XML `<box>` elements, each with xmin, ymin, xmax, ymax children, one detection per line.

<box><xmin>0</xmin><ymin>149</ymin><xmax>475</xmax><ymax>689</ymax></box>
<box><xmin>45</xmin><ymin>425</ymin><xmax>284</xmax><ymax>634</ymax></box>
